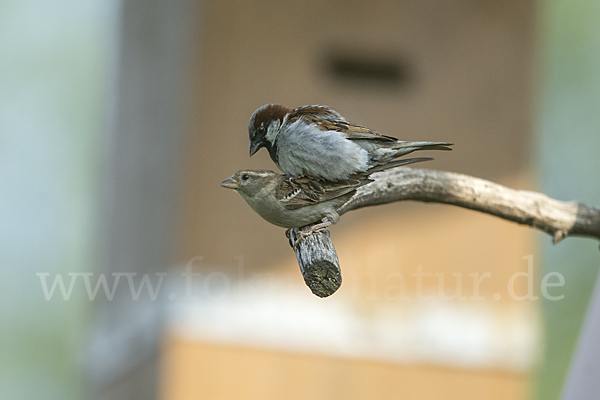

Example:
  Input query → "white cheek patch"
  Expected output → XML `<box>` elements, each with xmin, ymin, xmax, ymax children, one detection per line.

<box><xmin>265</xmin><ymin>119</ymin><xmax>282</xmax><ymax>143</ymax></box>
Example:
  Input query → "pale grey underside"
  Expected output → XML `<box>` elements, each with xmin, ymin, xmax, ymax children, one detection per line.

<box><xmin>274</xmin><ymin>120</ymin><xmax>370</xmax><ymax>180</ymax></box>
<box><xmin>238</xmin><ymin>185</ymin><xmax>344</xmax><ymax>228</ymax></box>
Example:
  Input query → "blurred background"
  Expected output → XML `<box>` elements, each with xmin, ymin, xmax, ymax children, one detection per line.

<box><xmin>1</xmin><ymin>0</ymin><xmax>599</xmax><ymax>399</ymax></box>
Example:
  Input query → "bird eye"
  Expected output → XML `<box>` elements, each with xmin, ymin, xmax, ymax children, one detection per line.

<box><xmin>241</xmin><ymin>173</ymin><xmax>250</xmax><ymax>181</ymax></box>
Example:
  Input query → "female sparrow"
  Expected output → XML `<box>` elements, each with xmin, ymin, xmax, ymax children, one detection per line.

<box><xmin>248</xmin><ymin>104</ymin><xmax>452</xmax><ymax>181</ymax></box>
<box><xmin>220</xmin><ymin>169</ymin><xmax>372</xmax><ymax>246</ymax></box>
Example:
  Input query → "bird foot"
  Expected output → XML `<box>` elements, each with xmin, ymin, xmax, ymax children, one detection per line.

<box><xmin>292</xmin><ymin>221</ymin><xmax>331</xmax><ymax>249</ymax></box>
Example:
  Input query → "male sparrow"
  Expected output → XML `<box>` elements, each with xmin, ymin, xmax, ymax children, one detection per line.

<box><xmin>248</xmin><ymin>104</ymin><xmax>452</xmax><ymax>181</ymax></box>
<box><xmin>220</xmin><ymin>170</ymin><xmax>372</xmax><ymax>245</ymax></box>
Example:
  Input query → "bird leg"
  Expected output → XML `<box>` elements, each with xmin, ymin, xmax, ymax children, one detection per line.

<box><xmin>293</xmin><ymin>220</ymin><xmax>331</xmax><ymax>249</ymax></box>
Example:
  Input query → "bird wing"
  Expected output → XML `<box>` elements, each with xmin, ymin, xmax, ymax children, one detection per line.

<box><xmin>288</xmin><ymin>105</ymin><xmax>398</xmax><ymax>142</ymax></box>
<box><xmin>275</xmin><ymin>176</ymin><xmax>372</xmax><ymax>210</ymax></box>
<box><xmin>287</xmin><ymin>105</ymin><xmax>345</xmax><ymax>121</ymax></box>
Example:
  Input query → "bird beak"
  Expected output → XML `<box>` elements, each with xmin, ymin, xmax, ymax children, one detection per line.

<box><xmin>220</xmin><ymin>176</ymin><xmax>238</xmax><ymax>190</ymax></box>
<box><xmin>249</xmin><ymin>139</ymin><xmax>263</xmax><ymax>157</ymax></box>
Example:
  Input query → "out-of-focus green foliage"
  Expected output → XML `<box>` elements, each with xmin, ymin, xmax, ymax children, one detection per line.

<box><xmin>0</xmin><ymin>1</ymin><xmax>116</xmax><ymax>399</ymax></box>
<box><xmin>536</xmin><ymin>1</ymin><xmax>600</xmax><ymax>399</ymax></box>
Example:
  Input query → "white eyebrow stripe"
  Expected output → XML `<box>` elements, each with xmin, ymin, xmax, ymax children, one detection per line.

<box><xmin>280</xmin><ymin>188</ymin><xmax>301</xmax><ymax>202</ymax></box>
<box><xmin>245</xmin><ymin>171</ymin><xmax>272</xmax><ymax>178</ymax></box>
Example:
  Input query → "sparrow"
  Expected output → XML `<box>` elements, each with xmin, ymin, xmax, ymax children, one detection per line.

<box><xmin>220</xmin><ymin>169</ymin><xmax>373</xmax><ymax>246</ymax></box>
<box><xmin>248</xmin><ymin>104</ymin><xmax>452</xmax><ymax>181</ymax></box>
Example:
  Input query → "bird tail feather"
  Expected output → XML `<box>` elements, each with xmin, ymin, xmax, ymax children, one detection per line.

<box><xmin>392</xmin><ymin>141</ymin><xmax>453</xmax><ymax>152</ymax></box>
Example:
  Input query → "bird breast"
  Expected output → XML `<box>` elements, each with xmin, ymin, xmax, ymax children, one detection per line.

<box><xmin>275</xmin><ymin>120</ymin><xmax>370</xmax><ymax>181</ymax></box>
<box><xmin>240</xmin><ymin>189</ymin><xmax>338</xmax><ymax>228</ymax></box>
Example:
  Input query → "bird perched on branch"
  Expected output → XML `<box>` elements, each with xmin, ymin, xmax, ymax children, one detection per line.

<box><xmin>248</xmin><ymin>104</ymin><xmax>452</xmax><ymax>181</ymax></box>
<box><xmin>220</xmin><ymin>170</ymin><xmax>371</xmax><ymax>247</ymax></box>
<box><xmin>220</xmin><ymin>157</ymin><xmax>430</xmax><ymax>247</ymax></box>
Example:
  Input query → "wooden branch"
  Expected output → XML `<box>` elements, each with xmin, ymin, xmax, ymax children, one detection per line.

<box><xmin>291</xmin><ymin>167</ymin><xmax>600</xmax><ymax>297</ymax></box>
<box><xmin>288</xmin><ymin>227</ymin><xmax>342</xmax><ymax>298</ymax></box>
<box><xmin>338</xmin><ymin>167</ymin><xmax>600</xmax><ymax>243</ymax></box>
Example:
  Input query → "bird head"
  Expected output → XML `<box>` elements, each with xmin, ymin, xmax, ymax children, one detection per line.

<box><xmin>248</xmin><ymin>104</ymin><xmax>290</xmax><ymax>156</ymax></box>
<box><xmin>220</xmin><ymin>170</ymin><xmax>278</xmax><ymax>199</ymax></box>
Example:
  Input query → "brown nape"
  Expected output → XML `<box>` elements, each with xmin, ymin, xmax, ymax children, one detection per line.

<box><xmin>252</xmin><ymin>104</ymin><xmax>291</xmax><ymax>130</ymax></box>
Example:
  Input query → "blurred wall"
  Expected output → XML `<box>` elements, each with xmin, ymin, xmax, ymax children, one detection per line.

<box><xmin>88</xmin><ymin>1</ymin><xmax>198</xmax><ymax>399</ymax></box>
<box><xmin>170</xmin><ymin>0</ymin><xmax>539</xmax><ymax>399</ymax></box>
<box><xmin>181</xmin><ymin>0</ymin><xmax>535</xmax><ymax>270</ymax></box>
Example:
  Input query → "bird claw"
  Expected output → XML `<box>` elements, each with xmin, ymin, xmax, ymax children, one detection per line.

<box><xmin>292</xmin><ymin>221</ymin><xmax>331</xmax><ymax>249</ymax></box>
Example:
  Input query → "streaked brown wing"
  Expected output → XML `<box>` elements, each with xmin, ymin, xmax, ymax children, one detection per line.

<box><xmin>320</xmin><ymin>120</ymin><xmax>398</xmax><ymax>142</ymax></box>
<box><xmin>289</xmin><ymin>105</ymin><xmax>397</xmax><ymax>142</ymax></box>
<box><xmin>288</xmin><ymin>105</ymin><xmax>345</xmax><ymax>121</ymax></box>
<box><xmin>275</xmin><ymin>176</ymin><xmax>372</xmax><ymax>210</ymax></box>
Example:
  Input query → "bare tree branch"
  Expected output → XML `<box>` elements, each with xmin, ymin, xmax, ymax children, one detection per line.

<box><xmin>338</xmin><ymin>167</ymin><xmax>600</xmax><ymax>243</ymax></box>
<box><xmin>291</xmin><ymin>167</ymin><xmax>600</xmax><ymax>297</ymax></box>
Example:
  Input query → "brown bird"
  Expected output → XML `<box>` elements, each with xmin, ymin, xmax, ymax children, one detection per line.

<box><xmin>248</xmin><ymin>104</ymin><xmax>452</xmax><ymax>181</ymax></box>
<box><xmin>220</xmin><ymin>170</ymin><xmax>371</xmax><ymax>246</ymax></box>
